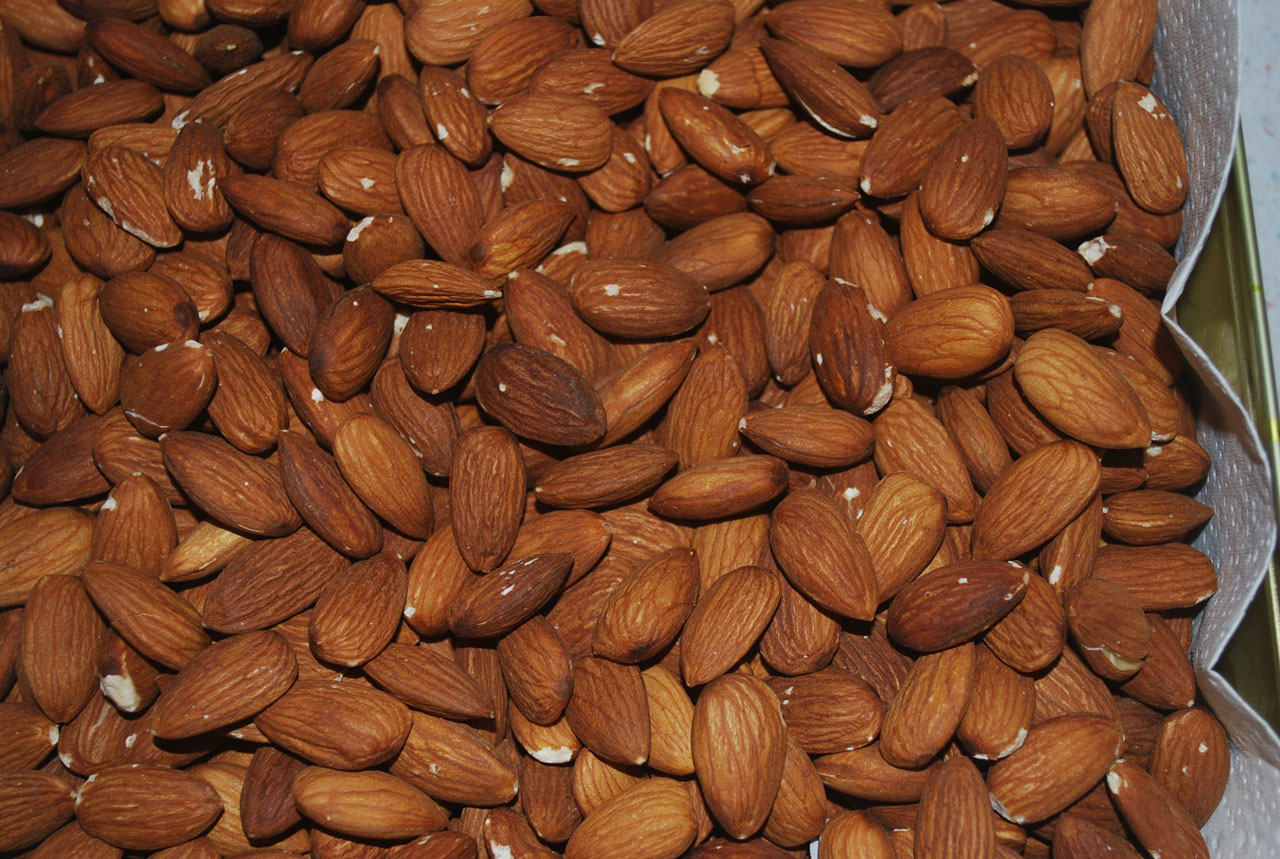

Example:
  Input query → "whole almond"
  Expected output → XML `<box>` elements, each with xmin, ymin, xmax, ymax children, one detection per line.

<box><xmin>692</xmin><ymin>673</ymin><xmax>787</xmax><ymax>840</ymax></box>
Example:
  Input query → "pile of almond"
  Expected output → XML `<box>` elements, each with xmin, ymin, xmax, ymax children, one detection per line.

<box><xmin>0</xmin><ymin>0</ymin><xmax>1230</xmax><ymax>856</ymax></box>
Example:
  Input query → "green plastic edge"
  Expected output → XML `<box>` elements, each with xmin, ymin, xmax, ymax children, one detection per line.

<box><xmin>1176</xmin><ymin>132</ymin><xmax>1280</xmax><ymax>729</ymax></box>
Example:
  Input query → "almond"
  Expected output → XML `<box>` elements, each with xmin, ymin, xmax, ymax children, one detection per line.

<box><xmin>565</xmin><ymin>778</ymin><xmax>697</xmax><ymax>859</ymax></box>
<box><xmin>988</xmin><ymin>714</ymin><xmax>1123</xmax><ymax>824</ymax></box>
<box><xmin>75</xmin><ymin>765</ymin><xmax>222</xmax><ymax>851</ymax></box>
<box><xmin>391</xmin><ymin>711</ymin><xmax>519</xmax><ymax>806</ymax></box>
<box><xmin>293</xmin><ymin>767</ymin><xmax>448</xmax><ymax>841</ymax></box>
<box><xmin>474</xmin><ymin>343</ymin><xmax>608</xmax><ymax>447</ymax></box>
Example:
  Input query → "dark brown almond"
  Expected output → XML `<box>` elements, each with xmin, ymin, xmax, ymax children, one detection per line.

<box><xmin>474</xmin><ymin>343</ymin><xmax>607</xmax><ymax>447</ymax></box>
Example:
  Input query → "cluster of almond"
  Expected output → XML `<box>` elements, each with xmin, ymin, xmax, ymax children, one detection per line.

<box><xmin>0</xmin><ymin>0</ymin><xmax>1228</xmax><ymax>856</ymax></box>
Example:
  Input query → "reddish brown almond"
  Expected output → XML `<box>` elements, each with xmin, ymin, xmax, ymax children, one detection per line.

<box><xmin>916</xmin><ymin>756</ymin><xmax>996</xmax><ymax>859</ymax></box>
<box><xmin>565</xmin><ymin>656</ymin><xmax>651</xmax><ymax>767</ymax></box>
<box><xmin>859</xmin><ymin>94</ymin><xmax>965</xmax><ymax>199</ymax></box>
<box><xmin>740</xmin><ymin>406</ymin><xmax>875</xmax><ymax>468</ymax></box>
<box><xmin>81</xmin><ymin>561</ymin><xmax>207</xmax><ymax>671</ymax></box>
<box><xmin>535</xmin><ymin>444</ymin><xmax>678</xmax><ymax>509</ymax></box>
<box><xmin>612</xmin><ymin>0</ymin><xmax>735</xmax><ymax>77</ymax></box>
<box><xmin>997</xmin><ymin>167</ymin><xmax>1118</xmax><ymax>242</ymax></box>
<box><xmin>0</xmin><ymin>772</ymin><xmax>75</xmax><ymax>851</ymax></box>
<box><xmin>867</xmin><ymin>46</ymin><xmax>978</xmax><ymax>113</ymax></box>
<box><xmin>760</xmin><ymin>38</ymin><xmax>879</xmax><ymax>139</ymax></box>
<box><xmin>490</xmin><ymin>92</ymin><xmax>613</xmax><ymax>172</ymax></box>
<box><xmin>660</xmin><ymin>88</ymin><xmax>775</xmax><ymax>185</ymax></box>
<box><xmin>917</xmin><ymin>118</ymin><xmax>1007</xmax><ymax>240</ymax></box>
<box><xmin>770</xmin><ymin>488</ymin><xmax>878</xmax><ymax>621</ymax></box>
<box><xmin>202</xmin><ymin>330</ymin><xmax>288</xmax><ymax>455</ymax></box>
<box><xmin>1014</xmin><ymin>329</ymin><xmax>1151</xmax><ymax>449</ymax></box>
<box><xmin>973</xmin><ymin>54</ymin><xmax>1055</xmax><ymax>149</ymax></box>
<box><xmin>164</xmin><ymin>433</ymin><xmax>301</xmax><ymax>536</ymax></box>
<box><xmin>1065</xmin><ymin>578</ymin><xmax>1150</xmax><ymax>681</ymax></box>
<box><xmin>448</xmin><ymin>553</ymin><xmax>573</xmax><ymax>639</ymax></box>
<box><xmin>395</xmin><ymin>144</ymin><xmax>484</xmax><ymax>266</ymax></box>
<box><xmin>309</xmin><ymin>552</ymin><xmax>407</xmax><ymax>668</ymax></box>
<box><xmin>471</xmin><ymin>198</ymin><xmax>574</xmax><ymax>279</ymax></box>
<box><xmin>246</xmin><ymin>234</ymin><xmax>334</xmax><ymax>357</ymax></box>
<box><xmin>20</xmin><ymin>574</ymin><xmax>104</xmax><ymax>724</ymax></box>
<box><xmin>873</xmin><ymin>394</ymin><xmax>979</xmax><ymax>523</ymax></box>
<box><xmin>649</xmin><ymin>455</ymin><xmax>789</xmax><ymax>520</ymax></box>
<box><xmin>499</xmin><ymin>620</ymin><xmax>573</xmax><ymax>728</ymax></box>
<box><xmin>0</xmin><ymin>138</ymin><xmax>88</xmax><ymax>208</ymax></box>
<box><xmin>120</xmin><ymin>340</ymin><xmax>218</xmax><ymax>438</ymax></box>
<box><xmin>87</xmin><ymin>18</ymin><xmax>210</xmax><ymax>92</ymax></box>
<box><xmin>765</xmin><ymin>0</ymin><xmax>903</xmax><ymax>68</ymax></box>
<box><xmin>293</xmin><ymin>767</ymin><xmax>448</xmax><ymax>841</ymax></box>
<box><xmin>957</xmin><ymin>645</ymin><xmax>1035</xmax><ymax>762</ymax></box>
<box><xmin>765</xmin><ymin>668</ymin><xmax>882</xmax><ymax>756</ymax></box>
<box><xmin>36</xmin><ymin>80</ymin><xmax>164</xmax><ymax>137</ymax></box>
<box><xmin>0</xmin><ymin>508</ymin><xmax>95</xmax><ymax>607</ymax></box>
<box><xmin>12</xmin><ymin>413</ymin><xmax>111</xmax><ymax>505</ymax></box>
<box><xmin>809</xmin><ymin>279</ymin><xmax>895</xmax><ymax>415</ymax></box>
<box><xmin>971</xmin><ymin>440</ymin><xmax>1101</xmax><ymax>560</ymax></box>
<box><xmin>1148</xmin><ymin>708</ymin><xmax>1230</xmax><ymax>827</ymax></box>
<box><xmin>257</xmin><ymin>680</ymin><xmax>411</xmax><ymax>770</ymax></box>
<box><xmin>57</xmin><ymin>274</ymin><xmax>125</xmax><ymax>415</ymax></box>
<box><xmin>642</xmin><ymin>664</ymin><xmax>697</xmax><ymax>776</ymax></box>
<box><xmin>764</xmin><ymin>740</ymin><xmax>828</xmax><ymax>844</ymax></box>
<box><xmin>887</xmin><ymin>561</ymin><xmax>1030</xmax><ymax>652</ymax></box>
<box><xmin>218</xmin><ymin>174</ymin><xmax>350</xmax><ymax>247</ymax></box>
<box><xmin>9</xmin><ymin>296</ymin><xmax>83</xmax><ymax>439</ymax></box>
<box><xmin>1053</xmin><ymin>814</ymin><xmax>1144</xmax><ymax>859</ymax></box>
<box><xmin>372</xmin><ymin>258</ymin><xmax>503</xmax><ymax>308</ymax></box>
<box><xmin>565</xmin><ymin>777</ymin><xmax>697</xmax><ymax>859</ymax></box>
<box><xmin>308</xmin><ymin>287</ymin><xmax>394</xmax><ymax>402</ymax></box>
<box><xmin>1090</xmin><ymin>543</ymin><xmax>1218</xmax><ymax>610</ymax></box>
<box><xmin>663</xmin><ymin>344</ymin><xmax>748</xmax><ymax>470</ymax></box>
<box><xmin>570</xmin><ymin>259</ymin><xmax>711</xmax><ymax>339</ymax></box>
<box><xmin>680</xmin><ymin>564</ymin><xmax>781</xmax><ymax>686</ymax></box>
<box><xmin>151</xmin><ymin>630</ymin><xmax>297</xmax><ymax>738</ymax></box>
<box><xmin>391</xmin><ymin>710</ymin><xmax>519</xmax><ymax>806</ymax></box>
<box><xmin>449</xmin><ymin>425</ymin><xmax>525</xmax><ymax>572</ymax></box>
<box><xmin>474</xmin><ymin>343</ymin><xmax>608</xmax><ymax>447</ymax></box>
<box><xmin>165</xmin><ymin>120</ymin><xmax>238</xmax><ymax>230</ymax></box>
<box><xmin>988</xmin><ymin>714</ymin><xmax>1123</xmax><ymax>824</ymax></box>
<box><xmin>1081</xmin><ymin>0</ymin><xmax>1157</xmax><ymax>97</ymax></box>
<box><xmin>278</xmin><ymin>429</ymin><xmax>382</xmax><ymax>559</ymax></box>
<box><xmin>467</xmin><ymin>16</ymin><xmax>582</xmax><ymax>105</ymax></box>
<box><xmin>885</xmin><ymin>284</ymin><xmax>1014</xmax><ymax>379</ymax></box>
<box><xmin>332</xmin><ymin>413</ymin><xmax>434</xmax><ymax>539</ymax></box>
<box><xmin>1106</xmin><ymin>760</ymin><xmax>1209</xmax><ymax>859</ymax></box>
<box><xmin>368</xmin><ymin>642</ymin><xmax>494</xmax><ymax>721</ymax></box>
<box><xmin>593</xmin><ymin>547</ymin><xmax>700</xmax><ymax>663</ymax></box>
<box><xmin>75</xmin><ymin>765</ymin><xmax>222</xmax><ymax>851</ymax></box>
<box><xmin>971</xmin><ymin>228</ymin><xmax>1095</xmax><ymax>292</ymax></box>
<box><xmin>692</xmin><ymin>674</ymin><xmax>787</xmax><ymax>840</ymax></box>
<box><xmin>879</xmin><ymin>644</ymin><xmax>976</xmax><ymax>769</ymax></box>
<box><xmin>1112</xmin><ymin>81</ymin><xmax>1189</xmax><ymax>216</ymax></box>
<box><xmin>858</xmin><ymin>471</ymin><xmax>949</xmax><ymax>600</ymax></box>
<box><xmin>198</xmin><ymin>527</ymin><xmax>344</xmax><ymax>633</ymax></box>
<box><xmin>597</xmin><ymin>340</ymin><xmax>697</xmax><ymax>447</ymax></box>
